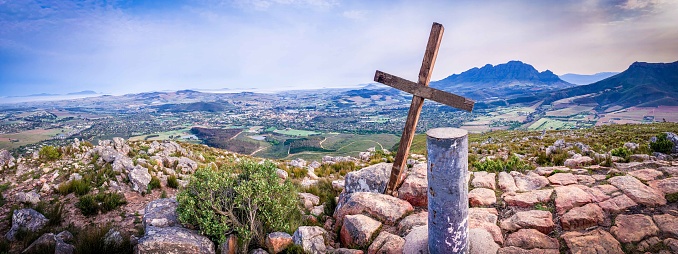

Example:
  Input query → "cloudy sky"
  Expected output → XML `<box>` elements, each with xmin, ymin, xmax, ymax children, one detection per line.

<box><xmin>1</xmin><ymin>0</ymin><xmax>677</xmax><ymax>96</ymax></box>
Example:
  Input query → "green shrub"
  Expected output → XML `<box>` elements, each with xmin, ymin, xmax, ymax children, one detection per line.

<box><xmin>149</xmin><ymin>176</ymin><xmax>161</xmax><ymax>190</ymax></box>
<box><xmin>39</xmin><ymin>145</ymin><xmax>61</xmax><ymax>161</ymax></box>
<box><xmin>651</xmin><ymin>133</ymin><xmax>674</xmax><ymax>154</ymax></box>
<box><xmin>58</xmin><ymin>179</ymin><xmax>91</xmax><ymax>196</ymax></box>
<box><xmin>472</xmin><ymin>155</ymin><xmax>533</xmax><ymax>173</ymax></box>
<box><xmin>167</xmin><ymin>175</ymin><xmax>179</xmax><ymax>189</ymax></box>
<box><xmin>315</xmin><ymin>161</ymin><xmax>357</xmax><ymax>177</ymax></box>
<box><xmin>74</xmin><ymin>225</ymin><xmax>133</xmax><ymax>254</ymax></box>
<box><xmin>302</xmin><ymin>179</ymin><xmax>339</xmax><ymax>218</ymax></box>
<box><xmin>34</xmin><ymin>201</ymin><xmax>64</xmax><ymax>227</ymax></box>
<box><xmin>76</xmin><ymin>192</ymin><xmax>126</xmax><ymax>216</ymax></box>
<box><xmin>177</xmin><ymin>160</ymin><xmax>301</xmax><ymax>252</ymax></box>
<box><xmin>611</xmin><ymin>147</ymin><xmax>632</xmax><ymax>162</ymax></box>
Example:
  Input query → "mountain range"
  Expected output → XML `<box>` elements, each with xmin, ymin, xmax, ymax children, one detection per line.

<box><xmin>429</xmin><ymin>60</ymin><xmax>574</xmax><ymax>100</ymax></box>
<box><xmin>559</xmin><ymin>72</ymin><xmax>619</xmax><ymax>85</ymax></box>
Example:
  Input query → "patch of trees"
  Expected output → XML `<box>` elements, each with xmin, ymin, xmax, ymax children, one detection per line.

<box><xmin>191</xmin><ymin>127</ymin><xmax>259</xmax><ymax>154</ymax></box>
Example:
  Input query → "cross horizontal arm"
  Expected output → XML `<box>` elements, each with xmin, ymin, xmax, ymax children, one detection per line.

<box><xmin>374</xmin><ymin>70</ymin><xmax>475</xmax><ymax>112</ymax></box>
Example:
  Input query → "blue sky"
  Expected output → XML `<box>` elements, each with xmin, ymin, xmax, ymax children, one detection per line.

<box><xmin>1</xmin><ymin>0</ymin><xmax>677</xmax><ymax>96</ymax></box>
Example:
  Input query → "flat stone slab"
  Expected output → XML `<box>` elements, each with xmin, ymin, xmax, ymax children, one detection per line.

<box><xmin>594</xmin><ymin>184</ymin><xmax>619</xmax><ymax>195</ymax></box>
<box><xmin>472</xmin><ymin>171</ymin><xmax>496</xmax><ymax>190</ymax></box>
<box><xmin>468</xmin><ymin>208</ymin><xmax>503</xmax><ymax>244</ymax></box>
<box><xmin>500</xmin><ymin>210</ymin><xmax>555</xmax><ymax>235</ymax></box>
<box><xmin>497</xmin><ymin>246</ymin><xmax>559</xmax><ymax>254</ymax></box>
<box><xmin>498</xmin><ymin>172</ymin><xmax>518</xmax><ymax>193</ymax></box>
<box><xmin>554</xmin><ymin>185</ymin><xmax>595</xmax><ymax>215</ymax></box>
<box><xmin>648</xmin><ymin>177</ymin><xmax>678</xmax><ymax>195</ymax></box>
<box><xmin>653</xmin><ymin>214</ymin><xmax>678</xmax><ymax>238</ymax></box>
<box><xmin>503</xmin><ymin>189</ymin><xmax>553</xmax><ymax>208</ymax></box>
<box><xmin>469</xmin><ymin>228</ymin><xmax>499</xmax><ymax>254</ymax></box>
<box><xmin>512</xmin><ymin>172</ymin><xmax>550</xmax><ymax>192</ymax></box>
<box><xmin>561</xmin><ymin>203</ymin><xmax>605</xmax><ymax>231</ymax></box>
<box><xmin>334</xmin><ymin>192</ymin><xmax>414</xmax><ymax>228</ymax></box>
<box><xmin>562</xmin><ymin>229</ymin><xmax>624</xmax><ymax>254</ymax></box>
<box><xmin>628</xmin><ymin>168</ymin><xmax>664</xmax><ymax>181</ymax></box>
<box><xmin>469</xmin><ymin>188</ymin><xmax>496</xmax><ymax>207</ymax></box>
<box><xmin>598</xmin><ymin>194</ymin><xmax>637</xmax><ymax>214</ymax></box>
<box><xmin>611</xmin><ymin>214</ymin><xmax>660</xmax><ymax>243</ymax></box>
<box><xmin>548</xmin><ymin>173</ymin><xmax>578</xmax><ymax>186</ymax></box>
<box><xmin>608</xmin><ymin>176</ymin><xmax>666</xmax><ymax>207</ymax></box>
<box><xmin>504</xmin><ymin>229</ymin><xmax>559</xmax><ymax>250</ymax></box>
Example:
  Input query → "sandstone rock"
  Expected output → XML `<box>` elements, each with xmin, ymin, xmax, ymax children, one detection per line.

<box><xmin>594</xmin><ymin>184</ymin><xmax>619</xmax><ymax>195</ymax></box>
<box><xmin>113</xmin><ymin>137</ymin><xmax>130</xmax><ymax>154</ymax></box>
<box><xmin>629</xmin><ymin>154</ymin><xmax>650</xmax><ymax>162</ymax></box>
<box><xmin>334</xmin><ymin>248</ymin><xmax>364</xmax><ymax>254</ymax></box>
<box><xmin>468</xmin><ymin>188</ymin><xmax>496</xmax><ymax>207</ymax></box>
<box><xmin>624</xmin><ymin>142</ymin><xmax>639</xmax><ymax>150</ymax></box>
<box><xmin>574</xmin><ymin>184</ymin><xmax>610</xmax><ymax>202</ymax></box>
<box><xmin>659</xmin><ymin>166</ymin><xmax>678</xmax><ymax>176</ymax></box>
<box><xmin>497</xmin><ymin>246</ymin><xmax>559</xmax><ymax>254</ymax></box>
<box><xmin>176</xmin><ymin>157</ymin><xmax>198</xmax><ymax>173</ymax></box>
<box><xmin>112</xmin><ymin>156</ymin><xmax>134</xmax><ymax>172</ymax></box>
<box><xmin>598</xmin><ymin>194</ymin><xmax>637</xmax><ymax>214</ymax></box>
<box><xmin>368</xmin><ymin>231</ymin><xmax>404</xmax><ymax>254</ymax></box>
<box><xmin>397</xmin><ymin>212</ymin><xmax>427</xmax><ymax>237</ymax></box>
<box><xmin>4</xmin><ymin>208</ymin><xmax>49</xmax><ymax>241</ymax></box>
<box><xmin>299</xmin><ymin>193</ymin><xmax>321</xmax><ymax>211</ymax></box>
<box><xmin>554</xmin><ymin>185</ymin><xmax>595</xmax><ymax>215</ymax></box>
<box><xmin>128</xmin><ymin>165</ymin><xmax>151</xmax><ymax>193</ymax></box>
<box><xmin>275</xmin><ymin>169</ymin><xmax>288</xmax><ymax>180</ymax></box>
<box><xmin>511</xmin><ymin>172</ymin><xmax>549</xmax><ymax>192</ymax></box>
<box><xmin>561</xmin><ymin>203</ymin><xmax>604</xmax><ymax>230</ymax></box>
<box><xmin>403</xmin><ymin>226</ymin><xmax>427</xmax><ymax>254</ymax></box>
<box><xmin>503</xmin><ymin>189</ymin><xmax>552</xmax><ymax>208</ymax></box>
<box><xmin>562</xmin><ymin>229</ymin><xmax>623</xmax><ymax>254</ymax></box>
<box><xmin>469</xmin><ymin>228</ymin><xmax>499</xmax><ymax>254</ymax></box>
<box><xmin>648</xmin><ymin>177</ymin><xmax>678</xmax><ymax>195</ymax></box>
<box><xmin>614</xmin><ymin>161</ymin><xmax>669</xmax><ymax>171</ymax></box>
<box><xmin>344</xmin><ymin>163</ymin><xmax>392</xmax><ymax>194</ymax></box>
<box><xmin>498</xmin><ymin>172</ymin><xmax>518</xmax><ymax>193</ymax></box>
<box><xmin>340</xmin><ymin>214</ymin><xmax>382</xmax><ymax>248</ymax></box>
<box><xmin>218</xmin><ymin>234</ymin><xmax>237</xmax><ymax>254</ymax></box>
<box><xmin>310</xmin><ymin>205</ymin><xmax>324</xmax><ymax>217</ymax></box>
<box><xmin>104</xmin><ymin>228</ymin><xmax>124</xmax><ymax>247</ymax></box>
<box><xmin>57</xmin><ymin>230</ymin><xmax>74</xmax><ymax>243</ymax></box>
<box><xmin>564</xmin><ymin>154</ymin><xmax>593</xmax><ymax>168</ymax></box>
<box><xmin>505</xmin><ymin>229</ymin><xmax>559</xmax><ymax>250</ymax></box>
<box><xmin>266</xmin><ymin>232</ymin><xmax>293</xmax><ymax>254</ymax></box>
<box><xmin>289</xmin><ymin>158</ymin><xmax>307</xmax><ymax>168</ymax></box>
<box><xmin>534</xmin><ymin>166</ymin><xmax>569</xmax><ymax>176</ymax></box>
<box><xmin>397</xmin><ymin>163</ymin><xmax>427</xmax><ymax>207</ymax></box>
<box><xmin>293</xmin><ymin>226</ymin><xmax>328</xmax><ymax>254</ymax></box>
<box><xmin>500</xmin><ymin>210</ymin><xmax>554</xmax><ymax>234</ymax></box>
<box><xmin>609</xmin><ymin>175</ymin><xmax>666</xmax><ymax>206</ymax></box>
<box><xmin>665</xmin><ymin>238</ymin><xmax>678</xmax><ymax>253</ymax></box>
<box><xmin>611</xmin><ymin>214</ymin><xmax>659</xmax><ymax>243</ymax></box>
<box><xmin>135</xmin><ymin>226</ymin><xmax>215</xmax><ymax>254</ymax></box>
<box><xmin>468</xmin><ymin>208</ymin><xmax>503</xmax><ymax>244</ymax></box>
<box><xmin>15</xmin><ymin>190</ymin><xmax>40</xmax><ymax>205</ymax></box>
<box><xmin>653</xmin><ymin>214</ymin><xmax>678</xmax><ymax>238</ymax></box>
<box><xmin>249</xmin><ymin>248</ymin><xmax>268</xmax><ymax>254</ymax></box>
<box><xmin>547</xmin><ymin>173</ymin><xmax>577</xmax><ymax>185</ymax></box>
<box><xmin>143</xmin><ymin>198</ymin><xmax>179</xmax><ymax>228</ymax></box>
<box><xmin>334</xmin><ymin>192</ymin><xmax>413</xmax><ymax>228</ymax></box>
<box><xmin>472</xmin><ymin>171</ymin><xmax>496</xmax><ymax>190</ymax></box>
<box><xmin>636</xmin><ymin>236</ymin><xmax>662</xmax><ymax>252</ymax></box>
<box><xmin>628</xmin><ymin>168</ymin><xmax>664</xmax><ymax>181</ymax></box>
<box><xmin>332</xmin><ymin>180</ymin><xmax>345</xmax><ymax>191</ymax></box>
<box><xmin>23</xmin><ymin>233</ymin><xmax>56</xmax><ymax>253</ymax></box>
<box><xmin>0</xmin><ymin>149</ymin><xmax>15</xmax><ymax>168</ymax></box>
<box><xmin>575</xmin><ymin>175</ymin><xmax>596</xmax><ymax>186</ymax></box>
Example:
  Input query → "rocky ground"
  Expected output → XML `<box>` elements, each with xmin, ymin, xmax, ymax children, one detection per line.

<box><xmin>0</xmin><ymin>129</ymin><xmax>677</xmax><ymax>253</ymax></box>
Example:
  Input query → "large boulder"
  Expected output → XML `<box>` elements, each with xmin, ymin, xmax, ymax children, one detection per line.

<box><xmin>22</xmin><ymin>232</ymin><xmax>75</xmax><ymax>254</ymax></box>
<box><xmin>135</xmin><ymin>226</ymin><xmax>215</xmax><ymax>254</ymax></box>
<box><xmin>502</xmin><ymin>189</ymin><xmax>552</xmax><ymax>208</ymax></box>
<box><xmin>293</xmin><ymin>226</ymin><xmax>329</xmax><ymax>254</ymax></box>
<box><xmin>648</xmin><ymin>177</ymin><xmax>678</xmax><ymax>195</ymax></box>
<box><xmin>0</xmin><ymin>149</ymin><xmax>15</xmax><ymax>168</ymax></box>
<box><xmin>498</xmin><ymin>172</ymin><xmax>518</xmax><ymax>193</ymax></box>
<box><xmin>397</xmin><ymin>212</ymin><xmax>427</xmax><ymax>236</ymax></box>
<box><xmin>368</xmin><ymin>231</ymin><xmax>404</xmax><ymax>254</ymax></box>
<box><xmin>177</xmin><ymin>157</ymin><xmax>198</xmax><ymax>173</ymax></box>
<box><xmin>560</xmin><ymin>203</ymin><xmax>605</xmax><ymax>231</ymax></box>
<box><xmin>113</xmin><ymin>137</ymin><xmax>131</xmax><ymax>155</ymax></box>
<box><xmin>112</xmin><ymin>156</ymin><xmax>134</xmax><ymax>172</ymax></box>
<box><xmin>468</xmin><ymin>208</ymin><xmax>503</xmax><ymax>244</ymax></box>
<box><xmin>611</xmin><ymin>214</ymin><xmax>659</xmax><ymax>243</ymax></box>
<box><xmin>403</xmin><ymin>226</ymin><xmax>428</xmax><ymax>254</ymax></box>
<box><xmin>598</xmin><ymin>194</ymin><xmax>637</xmax><ymax>214</ymax></box>
<box><xmin>564</xmin><ymin>154</ymin><xmax>594</xmax><ymax>168</ymax></box>
<box><xmin>340</xmin><ymin>214</ymin><xmax>382</xmax><ymax>248</ymax></box>
<box><xmin>344</xmin><ymin>163</ymin><xmax>392</xmax><ymax>194</ymax></box>
<box><xmin>653</xmin><ymin>214</ymin><xmax>678</xmax><ymax>238</ymax></box>
<box><xmin>469</xmin><ymin>228</ymin><xmax>499</xmax><ymax>254</ymax></box>
<box><xmin>266</xmin><ymin>232</ymin><xmax>293</xmax><ymax>254</ymax></box>
<box><xmin>128</xmin><ymin>165</ymin><xmax>152</xmax><ymax>193</ymax></box>
<box><xmin>609</xmin><ymin>176</ymin><xmax>666</xmax><ymax>207</ymax></box>
<box><xmin>5</xmin><ymin>209</ymin><xmax>49</xmax><ymax>241</ymax></box>
<box><xmin>471</xmin><ymin>171</ymin><xmax>496</xmax><ymax>190</ymax></box>
<box><xmin>143</xmin><ymin>198</ymin><xmax>179</xmax><ymax>228</ymax></box>
<box><xmin>334</xmin><ymin>192</ymin><xmax>413</xmax><ymax>229</ymax></box>
<box><xmin>468</xmin><ymin>188</ymin><xmax>497</xmax><ymax>207</ymax></box>
<box><xmin>554</xmin><ymin>185</ymin><xmax>595</xmax><ymax>215</ymax></box>
<box><xmin>511</xmin><ymin>172</ymin><xmax>549</xmax><ymax>192</ymax></box>
<box><xmin>397</xmin><ymin>163</ymin><xmax>428</xmax><ymax>207</ymax></box>
<box><xmin>504</xmin><ymin>229</ymin><xmax>559</xmax><ymax>250</ymax></box>
<box><xmin>15</xmin><ymin>190</ymin><xmax>40</xmax><ymax>205</ymax></box>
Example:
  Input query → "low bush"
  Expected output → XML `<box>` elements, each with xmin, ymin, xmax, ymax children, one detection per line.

<box><xmin>58</xmin><ymin>179</ymin><xmax>91</xmax><ymax>196</ymax></box>
<box><xmin>651</xmin><ymin>133</ymin><xmax>674</xmax><ymax>154</ymax></box>
<box><xmin>177</xmin><ymin>160</ymin><xmax>300</xmax><ymax>253</ymax></box>
<box><xmin>315</xmin><ymin>161</ymin><xmax>357</xmax><ymax>177</ymax></box>
<box><xmin>39</xmin><ymin>145</ymin><xmax>61</xmax><ymax>161</ymax></box>
<box><xmin>74</xmin><ymin>225</ymin><xmax>133</xmax><ymax>254</ymax></box>
<box><xmin>611</xmin><ymin>147</ymin><xmax>632</xmax><ymax>162</ymax></box>
<box><xmin>472</xmin><ymin>155</ymin><xmax>533</xmax><ymax>173</ymax></box>
<box><xmin>34</xmin><ymin>201</ymin><xmax>64</xmax><ymax>227</ymax></box>
<box><xmin>148</xmin><ymin>176</ymin><xmax>161</xmax><ymax>190</ymax></box>
<box><xmin>302</xmin><ymin>179</ymin><xmax>339</xmax><ymax>218</ymax></box>
<box><xmin>167</xmin><ymin>175</ymin><xmax>179</xmax><ymax>189</ymax></box>
<box><xmin>76</xmin><ymin>192</ymin><xmax>127</xmax><ymax>216</ymax></box>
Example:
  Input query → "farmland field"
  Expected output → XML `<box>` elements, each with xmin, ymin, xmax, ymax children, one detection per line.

<box><xmin>0</xmin><ymin>128</ymin><xmax>67</xmax><ymax>149</ymax></box>
<box><xmin>273</xmin><ymin>129</ymin><xmax>321</xmax><ymax>137</ymax></box>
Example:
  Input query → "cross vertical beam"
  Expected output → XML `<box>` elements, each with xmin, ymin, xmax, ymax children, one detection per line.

<box><xmin>384</xmin><ymin>22</ymin><xmax>444</xmax><ymax>196</ymax></box>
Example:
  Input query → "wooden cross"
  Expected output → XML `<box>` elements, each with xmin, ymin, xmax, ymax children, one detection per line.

<box><xmin>375</xmin><ymin>22</ymin><xmax>475</xmax><ymax>196</ymax></box>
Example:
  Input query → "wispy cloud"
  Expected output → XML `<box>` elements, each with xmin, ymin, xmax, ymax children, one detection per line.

<box><xmin>0</xmin><ymin>0</ymin><xmax>676</xmax><ymax>96</ymax></box>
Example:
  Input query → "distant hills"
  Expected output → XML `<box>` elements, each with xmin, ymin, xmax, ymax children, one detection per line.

<box><xmin>559</xmin><ymin>72</ymin><xmax>619</xmax><ymax>85</ymax></box>
<box><xmin>67</xmin><ymin>90</ymin><xmax>98</xmax><ymax>95</ymax></box>
<box><xmin>430</xmin><ymin>60</ymin><xmax>574</xmax><ymax>100</ymax></box>
<box><xmin>484</xmin><ymin>60</ymin><xmax>678</xmax><ymax>110</ymax></box>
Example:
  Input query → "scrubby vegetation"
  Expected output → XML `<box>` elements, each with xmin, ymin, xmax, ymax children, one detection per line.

<box><xmin>315</xmin><ymin>161</ymin><xmax>358</xmax><ymax>177</ymax></box>
<box><xmin>58</xmin><ymin>179</ymin><xmax>91</xmax><ymax>196</ymax></box>
<box><xmin>38</xmin><ymin>145</ymin><xmax>61</xmax><ymax>161</ymax></box>
<box><xmin>74</xmin><ymin>225</ymin><xmax>133</xmax><ymax>254</ymax></box>
<box><xmin>76</xmin><ymin>192</ymin><xmax>127</xmax><ymax>216</ymax></box>
<box><xmin>472</xmin><ymin>155</ymin><xmax>534</xmax><ymax>173</ymax></box>
<box><xmin>177</xmin><ymin>160</ymin><xmax>301</xmax><ymax>252</ymax></box>
<box><xmin>167</xmin><ymin>175</ymin><xmax>179</xmax><ymax>189</ymax></box>
<box><xmin>651</xmin><ymin>133</ymin><xmax>674</xmax><ymax>154</ymax></box>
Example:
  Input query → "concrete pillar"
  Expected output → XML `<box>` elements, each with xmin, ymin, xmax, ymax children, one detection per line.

<box><xmin>426</xmin><ymin>128</ymin><xmax>469</xmax><ymax>253</ymax></box>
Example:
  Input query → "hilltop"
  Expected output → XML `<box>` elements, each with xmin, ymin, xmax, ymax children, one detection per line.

<box><xmin>0</xmin><ymin>123</ymin><xmax>677</xmax><ymax>253</ymax></box>
<box><xmin>431</xmin><ymin>61</ymin><xmax>574</xmax><ymax>100</ymax></box>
